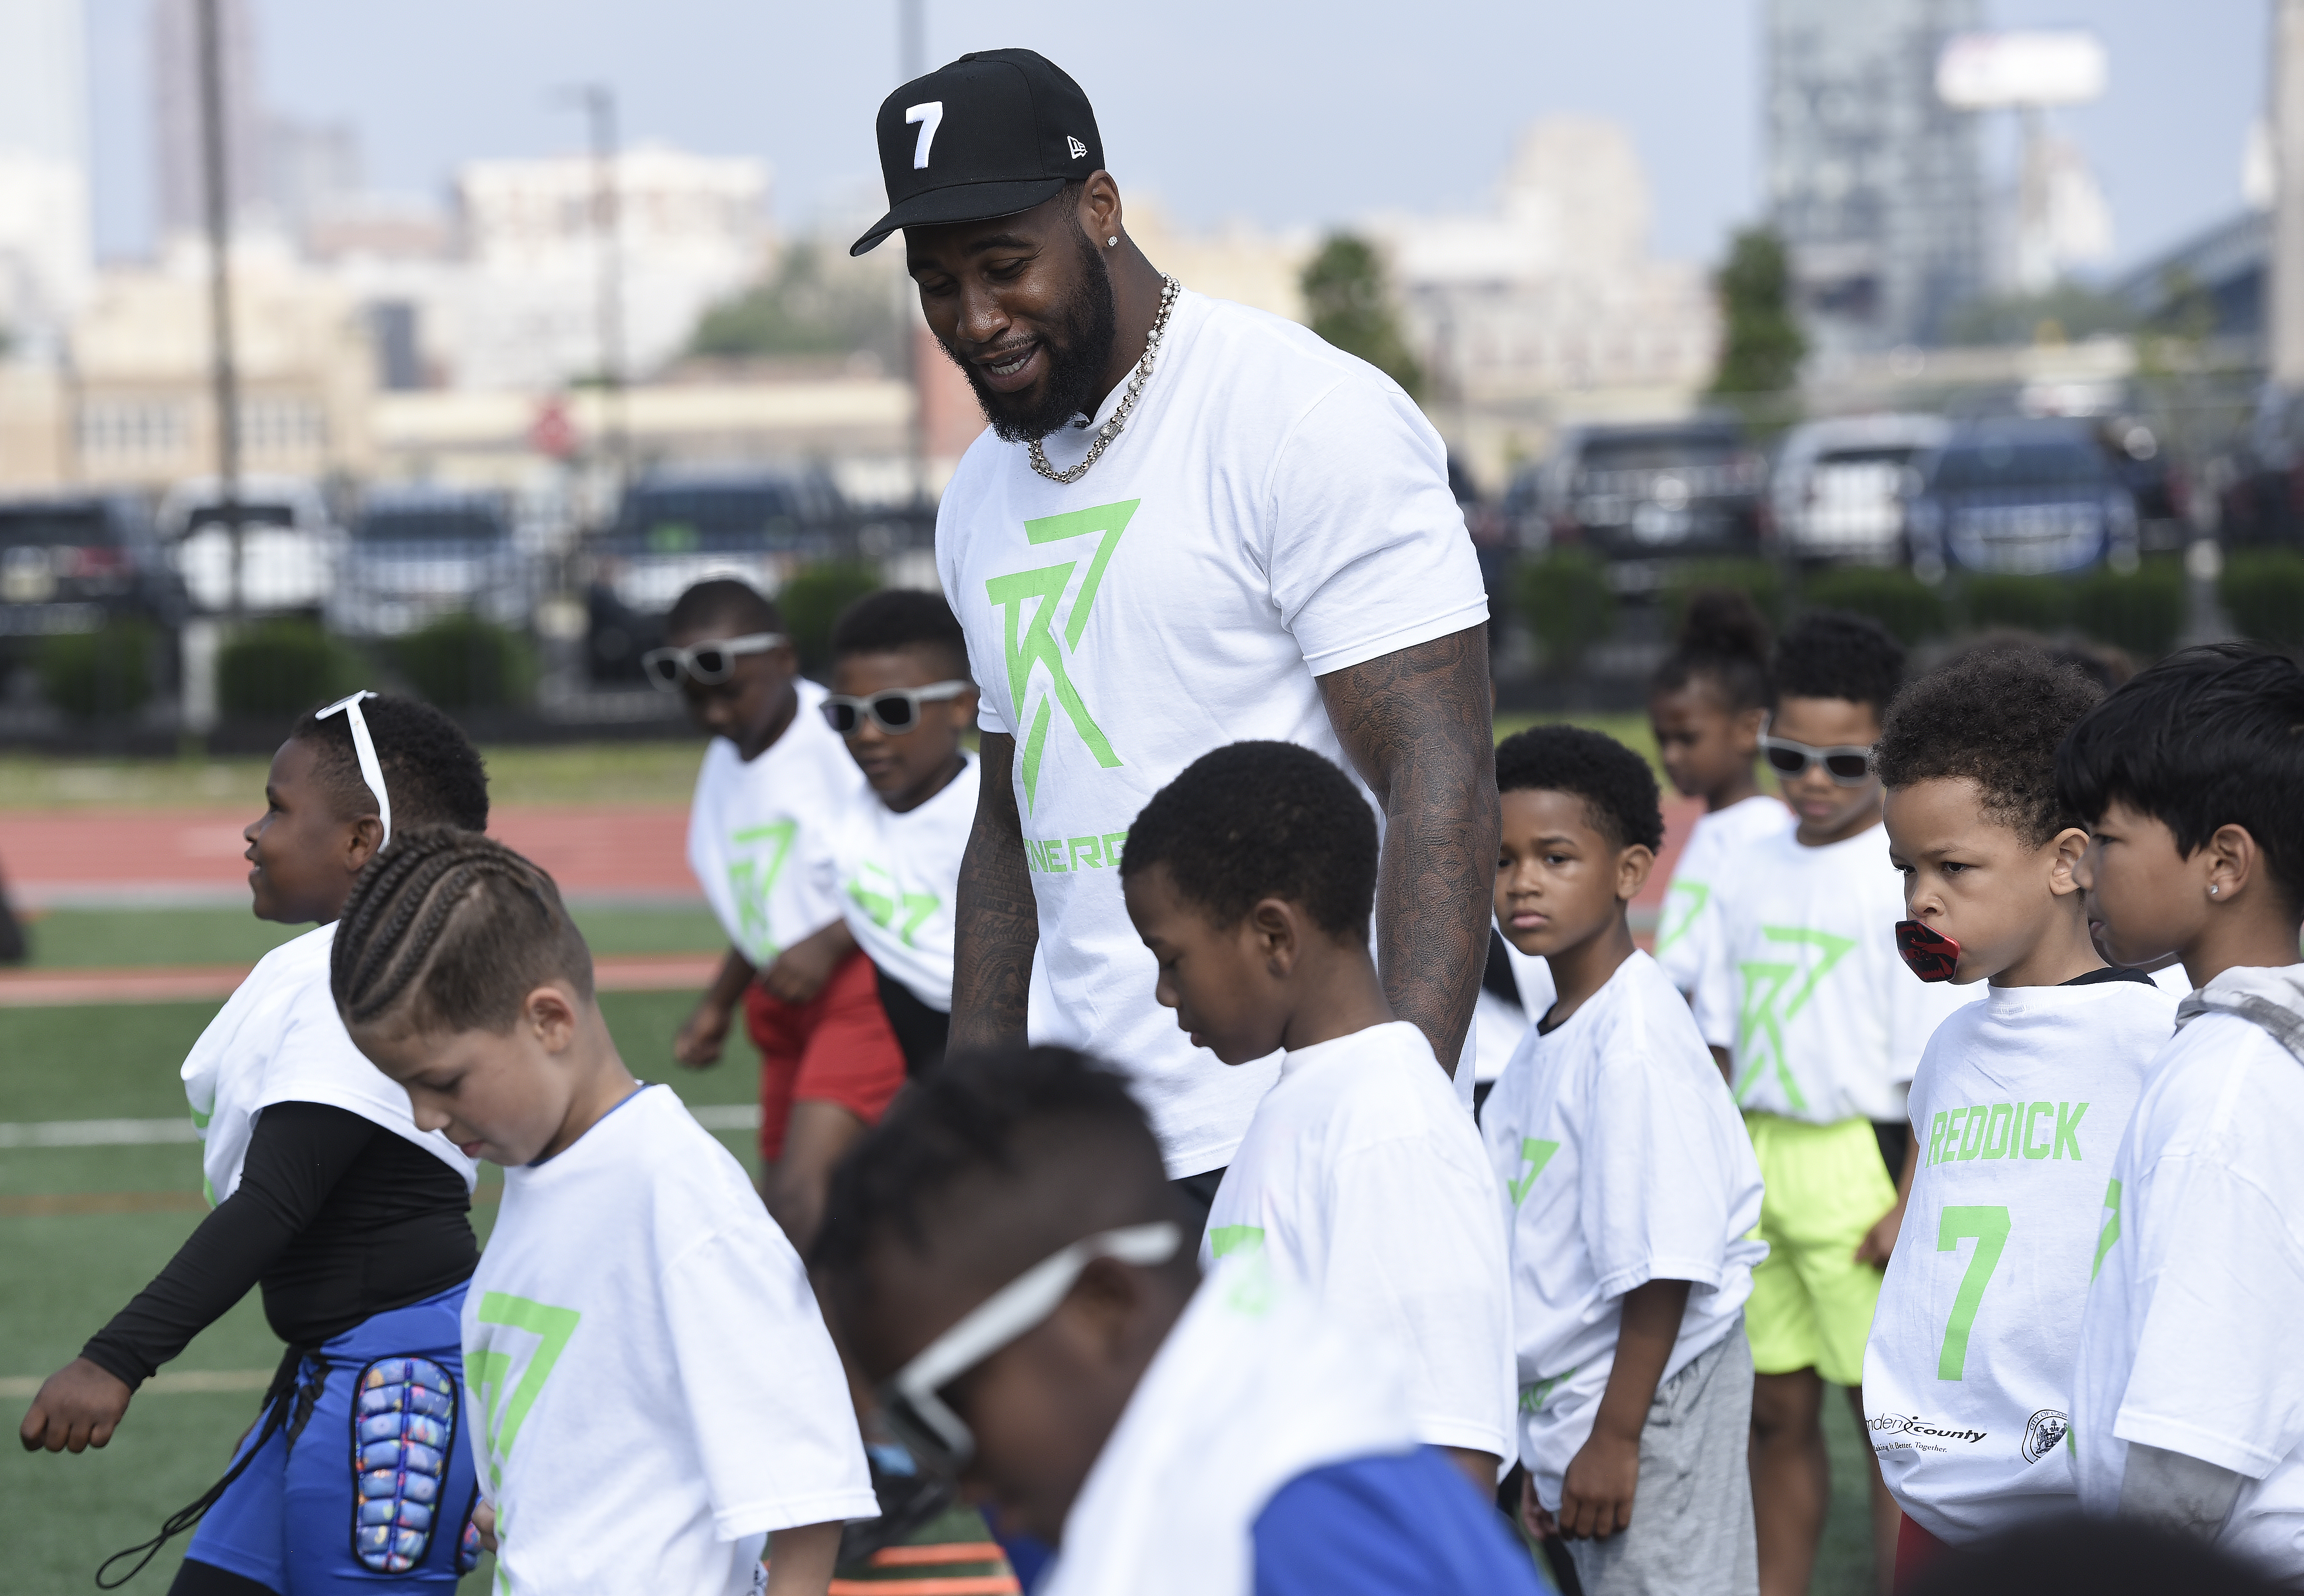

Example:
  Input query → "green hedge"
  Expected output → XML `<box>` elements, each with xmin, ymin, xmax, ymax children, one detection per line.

<box><xmin>1662</xmin><ymin>559</ymin><xmax>1786</xmax><ymax>636</ymax></box>
<box><xmin>1801</xmin><ymin>566</ymin><xmax>1949</xmax><ymax>644</ymax></box>
<box><xmin>2071</xmin><ymin>561</ymin><xmax>2186</xmax><ymax>659</ymax></box>
<box><xmin>1961</xmin><ymin>574</ymin><xmax>2072</xmax><ymax>635</ymax></box>
<box><xmin>389</xmin><ymin>613</ymin><xmax>535</xmax><ymax>710</ymax></box>
<box><xmin>38</xmin><ymin>620</ymin><xmax>155</xmax><ymax>722</ymax></box>
<box><xmin>2219</xmin><ymin>549</ymin><xmax>2304</xmax><ymax>647</ymax></box>
<box><xmin>1517</xmin><ymin>549</ymin><xmax>1617</xmax><ymax>675</ymax></box>
<box><xmin>779</xmin><ymin>561</ymin><xmax>883</xmax><ymax>678</ymax></box>
<box><xmin>218</xmin><ymin>619</ymin><xmax>369</xmax><ymax>719</ymax></box>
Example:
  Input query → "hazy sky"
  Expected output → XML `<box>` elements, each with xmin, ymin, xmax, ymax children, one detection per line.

<box><xmin>84</xmin><ymin>0</ymin><xmax>2264</xmax><ymax>276</ymax></box>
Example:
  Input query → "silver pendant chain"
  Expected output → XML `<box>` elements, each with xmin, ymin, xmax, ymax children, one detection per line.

<box><xmin>1027</xmin><ymin>275</ymin><xmax>1182</xmax><ymax>486</ymax></box>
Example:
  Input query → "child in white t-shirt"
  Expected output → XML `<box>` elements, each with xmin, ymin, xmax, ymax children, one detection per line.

<box><xmin>820</xmin><ymin>589</ymin><xmax>981</xmax><ymax>1077</ymax></box>
<box><xmin>333</xmin><ymin>828</ymin><xmax>876</xmax><ymax>1596</ymax></box>
<box><xmin>1693</xmin><ymin>612</ymin><xmax>1971</xmax><ymax>1596</ymax></box>
<box><xmin>659</xmin><ymin>578</ymin><xmax>908</xmax><ymax>1251</ymax></box>
<box><xmin>1647</xmin><ymin>588</ymin><xmax>1792</xmax><ymax>999</ymax></box>
<box><xmin>1483</xmin><ymin>724</ymin><xmax>1766</xmax><ymax>1595</ymax></box>
<box><xmin>1118</xmin><ymin>740</ymin><xmax>1515</xmax><ymax>1492</ymax></box>
<box><xmin>2056</xmin><ymin>644</ymin><xmax>2304</xmax><ymax>1575</ymax></box>
<box><xmin>1862</xmin><ymin>649</ymin><xmax>2175</xmax><ymax>1586</ymax></box>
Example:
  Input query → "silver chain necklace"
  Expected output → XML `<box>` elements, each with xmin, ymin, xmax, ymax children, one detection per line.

<box><xmin>1026</xmin><ymin>274</ymin><xmax>1181</xmax><ymax>486</ymax></box>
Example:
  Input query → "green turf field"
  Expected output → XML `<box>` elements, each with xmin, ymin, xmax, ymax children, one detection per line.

<box><xmin>15</xmin><ymin>903</ymin><xmax>726</xmax><ymax>971</ymax></box>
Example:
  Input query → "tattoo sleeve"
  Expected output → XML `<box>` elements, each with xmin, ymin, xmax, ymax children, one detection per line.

<box><xmin>1318</xmin><ymin>624</ymin><xmax>1499</xmax><ymax>1075</ymax></box>
<box><xmin>948</xmin><ymin>731</ymin><xmax>1040</xmax><ymax>1054</ymax></box>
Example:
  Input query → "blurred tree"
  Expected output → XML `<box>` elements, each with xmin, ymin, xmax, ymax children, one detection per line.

<box><xmin>1942</xmin><ymin>281</ymin><xmax>2139</xmax><ymax>347</ymax></box>
<box><xmin>689</xmin><ymin>242</ymin><xmax>903</xmax><ymax>367</ymax></box>
<box><xmin>1301</xmin><ymin>234</ymin><xmax>1424</xmax><ymax>399</ymax></box>
<box><xmin>1710</xmin><ymin>228</ymin><xmax>1805</xmax><ymax>397</ymax></box>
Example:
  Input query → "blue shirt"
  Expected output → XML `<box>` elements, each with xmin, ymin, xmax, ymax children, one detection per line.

<box><xmin>1251</xmin><ymin>1448</ymin><xmax>1556</xmax><ymax>1596</ymax></box>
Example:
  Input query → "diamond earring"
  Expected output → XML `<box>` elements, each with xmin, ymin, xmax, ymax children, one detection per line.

<box><xmin>1106</xmin><ymin>235</ymin><xmax>1118</xmax><ymax>247</ymax></box>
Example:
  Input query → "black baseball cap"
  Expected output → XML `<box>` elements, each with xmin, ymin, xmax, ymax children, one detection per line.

<box><xmin>850</xmin><ymin>48</ymin><xmax>1104</xmax><ymax>257</ymax></box>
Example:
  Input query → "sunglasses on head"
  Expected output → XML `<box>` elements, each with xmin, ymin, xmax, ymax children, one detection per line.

<box><xmin>821</xmin><ymin>680</ymin><xmax>972</xmax><ymax>736</ymax></box>
<box><xmin>640</xmin><ymin>632</ymin><xmax>785</xmax><ymax>691</ymax></box>
<box><xmin>877</xmin><ymin>1221</ymin><xmax>1181</xmax><ymax>1479</ymax></box>
<box><xmin>1759</xmin><ymin>716</ymin><xmax>1874</xmax><ymax>786</ymax></box>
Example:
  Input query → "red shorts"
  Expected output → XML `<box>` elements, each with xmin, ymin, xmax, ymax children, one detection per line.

<box><xmin>1893</xmin><ymin>1513</ymin><xmax>1946</xmax><ymax>1594</ymax></box>
<box><xmin>743</xmin><ymin>948</ymin><xmax>906</xmax><ymax>1163</ymax></box>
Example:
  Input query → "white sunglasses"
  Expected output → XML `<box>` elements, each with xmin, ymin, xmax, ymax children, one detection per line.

<box><xmin>316</xmin><ymin>691</ymin><xmax>392</xmax><ymax>849</ymax></box>
<box><xmin>641</xmin><ymin>632</ymin><xmax>787</xmax><ymax>691</ymax></box>
<box><xmin>878</xmin><ymin>1221</ymin><xmax>1181</xmax><ymax>1476</ymax></box>
<box><xmin>821</xmin><ymin>680</ymin><xmax>972</xmax><ymax>736</ymax></box>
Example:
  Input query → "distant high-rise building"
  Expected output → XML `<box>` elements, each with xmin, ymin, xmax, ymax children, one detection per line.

<box><xmin>0</xmin><ymin>0</ymin><xmax>92</xmax><ymax>355</ymax></box>
<box><xmin>151</xmin><ymin>0</ymin><xmax>264</xmax><ymax>240</ymax></box>
<box><xmin>1768</xmin><ymin>0</ymin><xmax>1986</xmax><ymax>355</ymax></box>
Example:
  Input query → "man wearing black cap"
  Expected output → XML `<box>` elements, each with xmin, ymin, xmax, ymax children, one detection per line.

<box><xmin>855</xmin><ymin>49</ymin><xmax>1498</xmax><ymax>1197</ymax></box>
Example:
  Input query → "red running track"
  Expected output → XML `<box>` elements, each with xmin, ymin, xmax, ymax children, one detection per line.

<box><xmin>0</xmin><ymin>804</ymin><xmax>699</xmax><ymax>905</ymax></box>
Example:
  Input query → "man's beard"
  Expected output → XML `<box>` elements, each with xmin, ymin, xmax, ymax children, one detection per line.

<box><xmin>940</xmin><ymin>227</ymin><xmax>1118</xmax><ymax>445</ymax></box>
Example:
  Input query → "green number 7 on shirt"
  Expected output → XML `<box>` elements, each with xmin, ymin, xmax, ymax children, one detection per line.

<box><xmin>1936</xmin><ymin>1206</ymin><xmax>2009</xmax><ymax>1381</ymax></box>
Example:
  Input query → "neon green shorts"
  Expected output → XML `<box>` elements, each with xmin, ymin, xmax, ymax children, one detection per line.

<box><xmin>1743</xmin><ymin>1112</ymin><xmax>1896</xmax><ymax>1386</ymax></box>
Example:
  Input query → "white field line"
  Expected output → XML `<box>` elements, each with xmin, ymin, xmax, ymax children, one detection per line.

<box><xmin>0</xmin><ymin>1368</ymin><xmax>273</xmax><ymax>1399</ymax></box>
<box><xmin>0</xmin><ymin>1103</ymin><xmax>761</xmax><ymax>1150</ymax></box>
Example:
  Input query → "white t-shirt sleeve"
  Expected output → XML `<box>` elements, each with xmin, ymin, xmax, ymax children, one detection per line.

<box><xmin>2113</xmin><ymin>1155</ymin><xmax>2304</xmax><ymax>1478</ymax></box>
<box><xmin>1262</xmin><ymin>376</ymin><xmax>1489</xmax><ymax>677</ymax></box>
<box><xmin>1320</xmin><ymin>1136</ymin><xmax>1512</xmax><ymax>1457</ymax></box>
<box><xmin>1585</xmin><ymin>1045</ymin><xmax>1740</xmax><ymax>1297</ymax></box>
<box><xmin>661</xmin><ymin>1224</ymin><xmax>877</xmax><ymax>1538</ymax></box>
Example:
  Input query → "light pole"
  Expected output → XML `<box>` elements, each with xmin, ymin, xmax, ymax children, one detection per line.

<box><xmin>195</xmin><ymin>0</ymin><xmax>242</xmax><ymax>620</ymax></box>
<box><xmin>562</xmin><ymin>85</ymin><xmax>629</xmax><ymax>490</ymax></box>
<box><xmin>899</xmin><ymin>0</ymin><xmax>927</xmax><ymax>509</ymax></box>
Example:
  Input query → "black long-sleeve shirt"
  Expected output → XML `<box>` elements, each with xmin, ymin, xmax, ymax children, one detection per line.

<box><xmin>81</xmin><ymin>1101</ymin><xmax>479</xmax><ymax>1388</ymax></box>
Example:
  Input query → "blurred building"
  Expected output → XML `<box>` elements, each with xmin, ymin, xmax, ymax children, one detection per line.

<box><xmin>1377</xmin><ymin>117</ymin><xmax>1719</xmax><ymax>404</ymax></box>
<box><xmin>450</xmin><ymin>145</ymin><xmax>773</xmax><ymax>391</ymax></box>
<box><xmin>1768</xmin><ymin>0</ymin><xmax>1987</xmax><ymax>355</ymax></box>
<box><xmin>0</xmin><ymin>0</ymin><xmax>93</xmax><ymax>359</ymax></box>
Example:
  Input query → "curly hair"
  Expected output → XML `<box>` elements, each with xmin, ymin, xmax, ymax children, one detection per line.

<box><xmin>289</xmin><ymin>694</ymin><xmax>488</xmax><ymax>832</ymax></box>
<box><xmin>666</xmin><ymin>577</ymin><xmax>781</xmax><ymax>640</ymax></box>
<box><xmin>1117</xmin><ymin>741</ymin><xmax>1375</xmax><ymax>940</ymax></box>
<box><xmin>829</xmin><ymin>588</ymin><xmax>970</xmax><ymax>680</ymax></box>
<box><xmin>1876</xmin><ymin>650</ymin><xmax>2104</xmax><ymax>846</ymax></box>
<box><xmin>1494</xmin><ymin>724</ymin><xmax>1664</xmax><ymax>852</ymax></box>
<box><xmin>1774</xmin><ymin>611</ymin><xmax>1905</xmax><ymax>716</ymax></box>
<box><xmin>1652</xmin><ymin>587</ymin><xmax>1774</xmax><ymax>714</ymax></box>
<box><xmin>2057</xmin><ymin>642</ymin><xmax>2304</xmax><ymax>911</ymax></box>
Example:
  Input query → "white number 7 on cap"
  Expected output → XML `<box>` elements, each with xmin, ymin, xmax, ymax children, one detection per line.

<box><xmin>906</xmin><ymin>101</ymin><xmax>944</xmax><ymax>170</ymax></box>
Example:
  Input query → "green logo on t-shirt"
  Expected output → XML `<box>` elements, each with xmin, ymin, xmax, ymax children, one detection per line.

<box><xmin>1208</xmin><ymin>1224</ymin><xmax>1265</xmax><ymax>1259</ymax></box>
<box><xmin>468</xmin><ymin>1292</ymin><xmax>583</xmax><ymax>1492</ymax></box>
<box><xmin>985</xmin><ymin>500</ymin><xmax>1139</xmax><ymax>811</ymax></box>
<box><xmin>2092</xmin><ymin>1178</ymin><xmax>2122</xmax><ymax>1280</ymax></box>
<box><xmin>1521</xmin><ymin>1366</ymin><xmax>1580</xmax><ymax>1412</ymax></box>
<box><xmin>847</xmin><ymin>863</ymin><xmax>939</xmax><ymax>947</ymax></box>
<box><xmin>727</xmin><ymin>819</ymin><xmax>797</xmax><ymax>959</ymax></box>
<box><xmin>1508</xmin><ymin>1138</ymin><xmax>1559</xmax><ymax>1206</ymax></box>
<box><xmin>1733</xmin><ymin>926</ymin><xmax>1857</xmax><ymax>1112</ymax></box>
<box><xmin>1655</xmin><ymin>879</ymin><xmax>1709</xmax><ymax>955</ymax></box>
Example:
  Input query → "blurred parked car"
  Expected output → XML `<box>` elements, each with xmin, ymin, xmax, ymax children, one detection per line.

<box><xmin>0</xmin><ymin>493</ymin><xmax>183</xmax><ymax>662</ymax></box>
<box><xmin>1771</xmin><ymin>415</ymin><xmax>1948</xmax><ymax>567</ymax></box>
<box><xmin>1906</xmin><ymin>418</ymin><xmax>2139</xmax><ymax>578</ymax></box>
<box><xmin>327</xmin><ymin>488</ymin><xmax>530</xmax><ymax>639</ymax></box>
<box><xmin>1507</xmin><ymin>421</ymin><xmax>1766</xmax><ymax>592</ymax></box>
<box><xmin>582</xmin><ymin>465</ymin><xmax>844</xmax><ymax>683</ymax></box>
<box><xmin>158</xmin><ymin>475</ymin><xmax>338</xmax><ymax>615</ymax></box>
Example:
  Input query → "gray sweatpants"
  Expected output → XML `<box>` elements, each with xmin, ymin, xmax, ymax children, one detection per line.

<box><xmin>1564</xmin><ymin>1325</ymin><xmax>1759</xmax><ymax>1596</ymax></box>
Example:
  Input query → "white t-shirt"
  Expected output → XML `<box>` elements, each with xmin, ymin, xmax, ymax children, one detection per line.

<box><xmin>1864</xmin><ymin>974</ymin><xmax>2174</xmax><ymax>1542</ymax></box>
<box><xmin>827</xmin><ymin>755</ymin><xmax>977</xmax><ymax>1012</ymax></box>
<box><xmin>1197</xmin><ymin>1021</ymin><xmax>1514</xmax><ymax>1462</ymax></box>
<box><xmin>1480</xmin><ymin>950</ymin><xmax>1766</xmax><ymax>1509</ymax></box>
<box><xmin>465</xmin><ymin>1085</ymin><xmax>875</xmax><ymax>1596</ymax></box>
<box><xmin>1473</xmin><ymin>940</ymin><xmax>1556</xmax><ymax>1088</ymax></box>
<box><xmin>686</xmin><ymin>678</ymin><xmax>867</xmax><ymax>966</ymax></box>
<box><xmin>2071</xmin><ymin>986</ymin><xmax>2304</xmax><ymax>1572</ymax></box>
<box><xmin>1045</xmin><ymin>1255</ymin><xmax>1422</xmax><ymax>1596</ymax></box>
<box><xmin>182</xmin><ymin>921</ymin><xmax>474</xmax><ymax>1206</ymax></box>
<box><xmin>1693</xmin><ymin>821</ymin><xmax>1972</xmax><ymax>1125</ymax></box>
<box><xmin>936</xmin><ymin>289</ymin><xmax>1489</xmax><ymax>1176</ymax></box>
<box><xmin>1653</xmin><ymin>794</ymin><xmax>1794</xmax><ymax>995</ymax></box>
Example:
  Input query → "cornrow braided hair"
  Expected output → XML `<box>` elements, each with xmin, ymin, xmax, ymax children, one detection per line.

<box><xmin>332</xmin><ymin>825</ymin><xmax>594</xmax><ymax>1035</ymax></box>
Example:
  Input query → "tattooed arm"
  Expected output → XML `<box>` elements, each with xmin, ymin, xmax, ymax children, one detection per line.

<box><xmin>948</xmin><ymin>731</ymin><xmax>1039</xmax><ymax>1054</ymax></box>
<box><xmin>1318</xmin><ymin>624</ymin><xmax>1498</xmax><ymax>1076</ymax></box>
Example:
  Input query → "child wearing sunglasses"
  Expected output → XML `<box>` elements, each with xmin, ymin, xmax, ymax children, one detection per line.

<box><xmin>821</xmin><ymin>590</ymin><xmax>981</xmax><ymax>1083</ymax></box>
<box><xmin>1862</xmin><ymin>651</ymin><xmax>2172</xmax><ymax>1589</ymax></box>
<box><xmin>1690</xmin><ymin>612</ymin><xmax>1971</xmax><ymax>1596</ymax></box>
<box><xmin>662</xmin><ymin>578</ymin><xmax>908</xmax><ymax>1252</ymax></box>
<box><xmin>19</xmin><ymin>696</ymin><xmax>492</xmax><ymax>1593</ymax></box>
<box><xmin>1647</xmin><ymin>588</ymin><xmax>1792</xmax><ymax>1002</ymax></box>
<box><xmin>1118</xmin><ymin>742</ymin><xmax>1515</xmax><ymax>1495</ymax></box>
<box><xmin>812</xmin><ymin>1042</ymin><xmax>1553</xmax><ymax>1596</ymax></box>
<box><xmin>333</xmin><ymin>828</ymin><xmax>875</xmax><ymax>1596</ymax></box>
